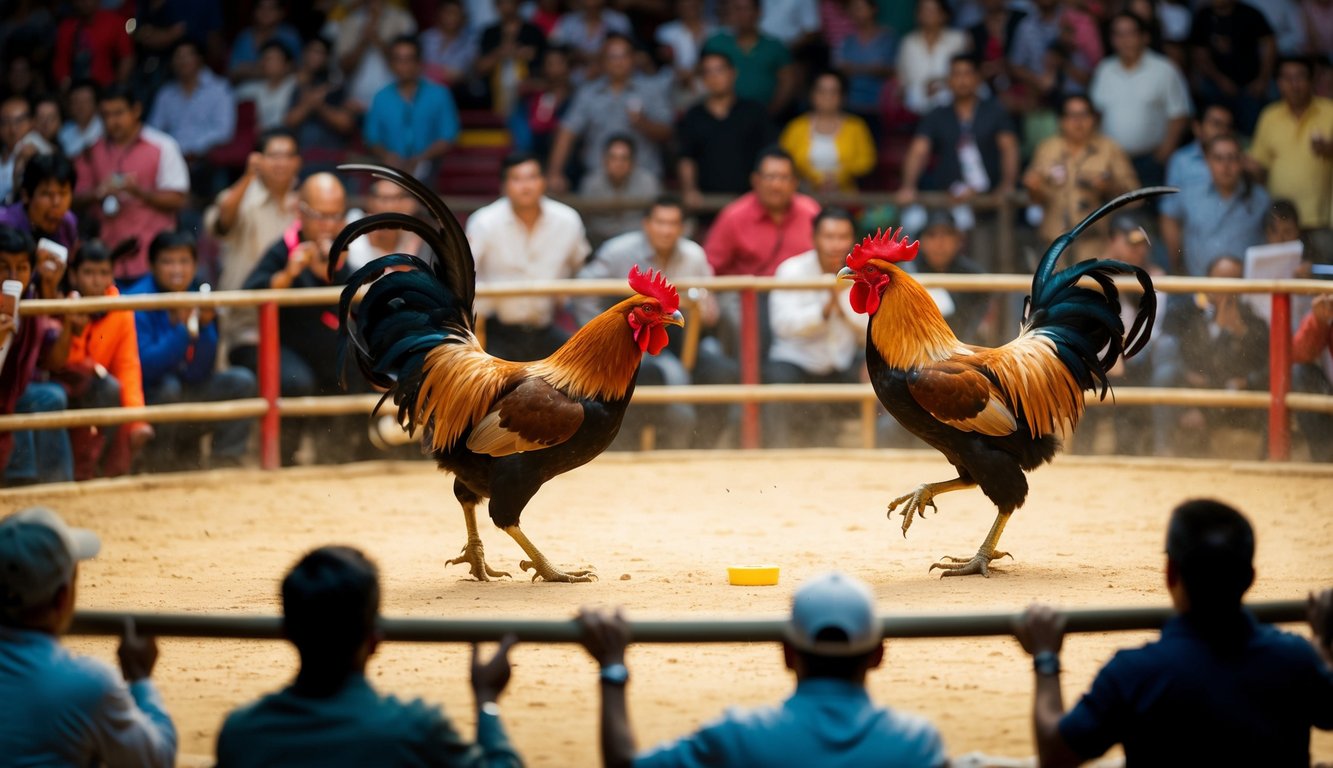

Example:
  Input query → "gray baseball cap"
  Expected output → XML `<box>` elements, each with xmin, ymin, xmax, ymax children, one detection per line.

<box><xmin>0</xmin><ymin>507</ymin><xmax>100</xmax><ymax>620</ymax></box>
<box><xmin>784</xmin><ymin>571</ymin><xmax>882</xmax><ymax>656</ymax></box>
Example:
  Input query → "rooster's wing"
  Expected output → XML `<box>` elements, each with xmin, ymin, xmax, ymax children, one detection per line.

<box><xmin>905</xmin><ymin>352</ymin><xmax>1020</xmax><ymax>437</ymax></box>
<box><xmin>465</xmin><ymin>377</ymin><xmax>585</xmax><ymax>456</ymax></box>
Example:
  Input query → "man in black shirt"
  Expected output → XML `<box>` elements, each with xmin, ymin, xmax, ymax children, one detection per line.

<box><xmin>676</xmin><ymin>51</ymin><xmax>776</xmax><ymax>212</ymax></box>
<box><xmin>1189</xmin><ymin>0</ymin><xmax>1275</xmax><ymax>134</ymax></box>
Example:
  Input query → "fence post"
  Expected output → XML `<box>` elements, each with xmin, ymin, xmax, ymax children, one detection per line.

<box><xmin>1268</xmin><ymin>292</ymin><xmax>1291</xmax><ymax>461</ymax></box>
<box><xmin>739</xmin><ymin>289</ymin><xmax>760</xmax><ymax>449</ymax></box>
<box><xmin>258</xmin><ymin>302</ymin><xmax>281</xmax><ymax>470</ymax></box>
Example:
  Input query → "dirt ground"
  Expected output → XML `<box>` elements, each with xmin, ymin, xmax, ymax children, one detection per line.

<box><xmin>4</xmin><ymin>451</ymin><xmax>1331</xmax><ymax>767</ymax></box>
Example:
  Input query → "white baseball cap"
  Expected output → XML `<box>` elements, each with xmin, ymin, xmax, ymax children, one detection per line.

<box><xmin>0</xmin><ymin>507</ymin><xmax>100</xmax><ymax>620</ymax></box>
<box><xmin>784</xmin><ymin>571</ymin><xmax>882</xmax><ymax>656</ymax></box>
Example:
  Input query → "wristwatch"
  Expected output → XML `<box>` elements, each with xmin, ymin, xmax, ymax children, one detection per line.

<box><xmin>1033</xmin><ymin>650</ymin><xmax>1061</xmax><ymax>677</ymax></box>
<box><xmin>479</xmin><ymin>701</ymin><xmax>501</xmax><ymax>717</ymax></box>
<box><xmin>599</xmin><ymin>663</ymin><xmax>630</xmax><ymax>685</ymax></box>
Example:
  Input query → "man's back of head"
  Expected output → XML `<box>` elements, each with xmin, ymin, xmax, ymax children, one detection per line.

<box><xmin>282</xmin><ymin>546</ymin><xmax>380</xmax><ymax>689</ymax></box>
<box><xmin>1166</xmin><ymin>499</ymin><xmax>1255</xmax><ymax>617</ymax></box>
<box><xmin>784</xmin><ymin>571</ymin><xmax>885</xmax><ymax>682</ymax></box>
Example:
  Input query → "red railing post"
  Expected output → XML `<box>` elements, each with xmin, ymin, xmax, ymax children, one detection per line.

<box><xmin>1268</xmin><ymin>292</ymin><xmax>1291</xmax><ymax>461</ymax></box>
<box><xmin>739</xmin><ymin>289</ymin><xmax>761</xmax><ymax>449</ymax></box>
<box><xmin>258</xmin><ymin>302</ymin><xmax>282</xmax><ymax>469</ymax></box>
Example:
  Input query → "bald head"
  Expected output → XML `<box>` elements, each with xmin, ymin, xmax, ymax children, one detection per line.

<box><xmin>299</xmin><ymin>173</ymin><xmax>348</xmax><ymax>248</ymax></box>
<box><xmin>300</xmin><ymin>172</ymin><xmax>345</xmax><ymax>207</ymax></box>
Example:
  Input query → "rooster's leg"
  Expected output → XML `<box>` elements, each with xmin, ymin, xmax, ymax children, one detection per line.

<box><xmin>445</xmin><ymin>501</ymin><xmax>512</xmax><ymax>581</ymax></box>
<box><xmin>930</xmin><ymin>508</ymin><xmax>1014</xmax><ymax>577</ymax></box>
<box><xmin>502</xmin><ymin>525</ymin><xmax>597</xmax><ymax>583</ymax></box>
<box><xmin>888</xmin><ymin>477</ymin><xmax>975</xmax><ymax>537</ymax></box>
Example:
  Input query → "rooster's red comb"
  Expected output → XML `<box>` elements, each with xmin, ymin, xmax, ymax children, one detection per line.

<box><xmin>845</xmin><ymin>227</ymin><xmax>919</xmax><ymax>269</ymax></box>
<box><xmin>627</xmin><ymin>265</ymin><xmax>679</xmax><ymax>314</ymax></box>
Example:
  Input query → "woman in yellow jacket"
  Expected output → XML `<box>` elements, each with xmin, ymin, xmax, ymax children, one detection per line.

<box><xmin>780</xmin><ymin>72</ymin><xmax>878</xmax><ymax>193</ymax></box>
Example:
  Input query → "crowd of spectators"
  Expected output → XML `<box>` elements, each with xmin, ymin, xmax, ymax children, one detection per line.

<box><xmin>0</xmin><ymin>0</ymin><xmax>1331</xmax><ymax>478</ymax></box>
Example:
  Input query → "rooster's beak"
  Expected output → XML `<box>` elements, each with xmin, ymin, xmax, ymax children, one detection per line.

<box><xmin>837</xmin><ymin>266</ymin><xmax>855</xmax><ymax>282</ymax></box>
<box><xmin>664</xmin><ymin>309</ymin><xmax>685</xmax><ymax>327</ymax></box>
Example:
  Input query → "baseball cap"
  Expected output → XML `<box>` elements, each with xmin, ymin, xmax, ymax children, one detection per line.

<box><xmin>1110</xmin><ymin>214</ymin><xmax>1149</xmax><ymax>246</ymax></box>
<box><xmin>922</xmin><ymin>209</ymin><xmax>959</xmax><ymax>234</ymax></box>
<box><xmin>0</xmin><ymin>507</ymin><xmax>100</xmax><ymax>620</ymax></box>
<box><xmin>784</xmin><ymin>571</ymin><xmax>882</xmax><ymax>656</ymax></box>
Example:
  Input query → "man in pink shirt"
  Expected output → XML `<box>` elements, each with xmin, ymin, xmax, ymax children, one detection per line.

<box><xmin>73</xmin><ymin>84</ymin><xmax>189</xmax><ymax>284</ymax></box>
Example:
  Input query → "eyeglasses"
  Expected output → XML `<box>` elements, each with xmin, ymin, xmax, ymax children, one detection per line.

<box><xmin>299</xmin><ymin>202</ymin><xmax>345</xmax><ymax>222</ymax></box>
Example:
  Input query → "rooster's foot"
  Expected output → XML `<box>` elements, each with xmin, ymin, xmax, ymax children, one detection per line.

<box><xmin>445</xmin><ymin>539</ymin><xmax>511</xmax><ymax>581</ymax></box>
<box><xmin>519</xmin><ymin>559</ymin><xmax>597</xmax><ymax>583</ymax></box>
<box><xmin>887</xmin><ymin>485</ymin><xmax>940</xmax><ymax>536</ymax></box>
<box><xmin>928</xmin><ymin>551</ymin><xmax>1012</xmax><ymax>578</ymax></box>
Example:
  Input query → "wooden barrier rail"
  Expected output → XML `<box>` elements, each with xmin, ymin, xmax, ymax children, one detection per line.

<box><xmin>66</xmin><ymin>600</ymin><xmax>1308</xmax><ymax>642</ymax></box>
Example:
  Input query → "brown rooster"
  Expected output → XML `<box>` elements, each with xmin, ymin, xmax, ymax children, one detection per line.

<box><xmin>330</xmin><ymin>165</ymin><xmax>683</xmax><ymax>583</ymax></box>
<box><xmin>839</xmin><ymin>188</ymin><xmax>1171</xmax><ymax>576</ymax></box>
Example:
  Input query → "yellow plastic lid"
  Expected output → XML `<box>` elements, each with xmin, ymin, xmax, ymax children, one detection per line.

<box><xmin>727</xmin><ymin>564</ymin><xmax>781</xmax><ymax>586</ymax></box>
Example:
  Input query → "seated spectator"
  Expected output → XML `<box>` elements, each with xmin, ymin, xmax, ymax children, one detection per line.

<box><xmin>216</xmin><ymin>545</ymin><xmax>521</xmax><ymax>767</ymax></box>
<box><xmin>702</xmin><ymin>0</ymin><xmax>796</xmax><ymax>117</ymax></box>
<box><xmin>675</xmin><ymin>50</ymin><xmax>777</xmax><ymax>211</ymax></box>
<box><xmin>578</xmin><ymin>571</ymin><xmax>948</xmax><ymax>767</ymax></box>
<box><xmin>467</xmin><ymin>153</ymin><xmax>590</xmax><ymax>361</ymax></box>
<box><xmin>364</xmin><ymin>35</ymin><xmax>460</xmax><ymax>183</ymax></box>
<box><xmin>1015</xmin><ymin>499</ymin><xmax>1333</xmax><ymax>767</ymax></box>
<box><xmin>1022</xmin><ymin>94</ymin><xmax>1139</xmax><ymax>262</ymax></box>
<box><xmin>228</xmin><ymin>0</ymin><xmax>303</xmax><ymax>84</ymax></box>
<box><xmin>1190</xmin><ymin>0</ymin><xmax>1276</xmax><ymax>134</ymax></box>
<box><xmin>548</xmin><ymin>0</ymin><xmax>632</xmax><ymax>75</ymax></box>
<box><xmin>422</xmin><ymin>0</ymin><xmax>481</xmax><ymax>100</ymax></box>
<box><xmin>331</xmin><ymin>0</ymin><xmax>418</xmax><ymax>113</ymax></box>
<box><xmin>1161</xmin><ymin>102</ymin><xmax>1235</xmax><ymax>225</ymax></box>
<box><xmin>58</xmin><ymin>79</ymin><xmax>103</xmax><ymax>158</ymax></box>
<box><xmin>547</xmin><ymin>34</ymin><xmax>672</xmax><ymax>193</ymax></box>
<box><xmin>520</xmin><ymin>45</ymin><xmax>574</xmax><ymax>165</ymax></box>
<box><xmin>32</xmin><ymin>96</ymin><xmax>61</xmax><ymax>150</ymax></box>
<box><xmin>475</xmin><ymin>0</ymin><xmax>546</xmax><ymax>117</ymax></box>
<box><xmin>57</xmin><ymin>240</ymin><xmax>152</xmax><ymax>480</ymax></box>
<box><xmin>125</xmin><ymin>232</ymin><xmax>256</xmax><ymax>471</ymax></box>
<box><xmin>147</xmin><ymin>39</ymin><xmax>237</xmax><ymax>190</ymax></box>
<box><xmin>236</xmin><ymin>41</ymin><xmax>298</xmax><ymax>133</ymax></box>
<box><xmin>1161</xmin><ymin>133</ymin><xmax>1270</xmax><ymax>276</ymax></box>
<box><xmin>578</xmin><ymin>134</ymin><xmax>661</xmax><ymax>248</ymax></box>
<box><xmin>283</xmin><ymin>37</ymin><xmax>356</xmax><ymax>177</ymax></box>
<box><xmin>575</xmin><ymin>196</ymin><xmax>739</xmax><ymax>450</ymax></box>
<box><xmin>707</xmin><ymin>147</ymin><xmax>820</xmax><ymax>280</ymax></box>
<box><xmin>832</xmin><ymin>0</ymin><xmax>897</xmax><ymax>130</ymax></box>
<box><xmin>0</xmin><ymin>96</ymin><xmax>53</xmax><ymax>206</ymax></box>
<box><xmin>0</xmin><ymin>153</ymin><xmax>79</xmax><ymax>253</ymax></box>
<box><xmin>967</xmin><ymin>0</ymin><xmax>1026</xmax><ymax>110</ymax></box>
<box><xmin>346</xmin><ymin>178</ymin><xmax>423</xmax><ymax>270</ymax></box>
<box><xmin>909</xmin><ymin>210</ymin><xmax>993</xmax><ymax>340</ymax></box>
<box><xmin>895</xmin><ymin>0</ymin><xmax>970</xmax><ymax>116</ymax></box>
<box><xmin>764</xmin><ymin>208</ymin><xmax>867</xmax><ymax>448</ymax></box>
<box><xmin>655</xmin><ymin>0</ymin><xmax>715</xmax><ymax>97</ymax></box>
<box><xmin>1292</xmin><ymin>292</ymin><xmax>1332</xmax><ymax>462</ymax></box>
<box><xmin>0</xmin><ymin>507</ymin><xmax>175</xmax><ymax>765</ymax></box>
<box><xmin>51</xmin><ymin>0</ymin><xmax>134</xmax><ymax>90</ymax></box>
<box><xmin>760</xmin><ymin>0</ymin><xmax>821</xmax><ymax>52</ymax></box>
<box><xmin>0</xmin><ymin>226</ymin><xmax>73</xmax><ymax>486</ymax></box>
<box><xmin>780</xmin><ymin>71</ymin><xmax>877</xmax><ymax>195</ymax></box>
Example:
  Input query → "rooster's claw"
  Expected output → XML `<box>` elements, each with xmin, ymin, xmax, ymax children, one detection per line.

<box><xmin>519</xmin><ymin>559</ymin><xmax>598</xmax><ymax>583</ymax></box>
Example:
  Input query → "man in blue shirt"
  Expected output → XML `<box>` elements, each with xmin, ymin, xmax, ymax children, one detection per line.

<box><xmin>578</xmin><ymin>572</ymin><xmax>949</xmax><ymax>768</ymax></box>
<box><xmin>1159</xmin><ymin>102</ymin><xmax>1234</xmax><ymax>232</ymax></box>
<box><xmin>364</xmin><ymin>35</ymin><xmax>461</xmax><ymax>183</ymax></box>
<box><xmin>1159</xmin><ymin>132</ymin><xmax>1270</xmax><ymax>276</ymax></box>
<box><xmin>1015</xmin><ymin>498</ymin><xmax>1333</xmax><ymax>767</ymax></box>
<box><xmin>124</xmin><ymin>231</ymin><xmax>256</xmax><ymax>471</ymax></box>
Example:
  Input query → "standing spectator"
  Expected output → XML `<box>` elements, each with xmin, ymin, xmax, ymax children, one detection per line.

<box><xmin>1161</xmin><ymin>134</ymin><xmax>1270</xmax><ymax>275</ymax></box>
<box><xmin>1253</xmin><ymin>0</ymin><xmax>1310</xmax><ymax>56</ymax></box>
<box><xmin>968</xmin><ymin>0</ymin><xmax>1027</xmax><ymax>108</ymax></box>
<box><xmin>0</xmin><ymin>96</ymin><xmax>51</xmax><ymax>206</ymax></box>
<box><xmin>1023</xmin><ymin>94</ymin><xmax>1139</xmax><ymax>261</ymax></box>
<box><xmin>1090</xmin><ymin>12</ymin><xmax>1191</xmax><ymax>190</ymax></box>
<box><xmin>0</xmin><ymin>226</ymin><xmax>73</xmax><ymax>486</ymax></box>
<box><xmin>0</xmin><ymin>507</ymin><xmax>175</xmax><ymax>766</ymax></box>
<box><xmin>346</xmin><ymin>178</ymin><xmax>423</xmax><ymax>271</ymax></box>
<box><xmin>240</xmin><ymin>173</ymin><xmax>363</xmax><ymax>465</ymax></box>
<box><xmin>73</xmin><ymin>84</ymin><xmax>189</xmax><ymax>283</ymax></box>
<box><xmin>227</xmin><ymin>0</ymin><xmax>303</xmax><ymax>83</ymax></box>
<box><xmin>1190</xmin><ymin>0</ymin><xmax>1276</xmax><ymax>134</ymax></box>
<box><xmin>1009</xmin><ymin>0</ymin><xmax>1102</xmax><ymax>108</ymax></box>
<box><xmin>1015</xmin><ymin>499</ymin><xmax>1333</xmax><ymax>766</ymax></box>
<box><xmin>764</xmin><ymin>208</ymin><xmax>867</xmax><ymax>448</ymax></box>
<box><xmin>578</xmin><ymin>134</ymin><xmax>662</xmax><ymax>248</ymax></box>
<box><xmin>655</xmin><ymin>0</ymin><xmax>715</xmax><ymax>93</ymax></box>
<box><xmin>780</xmin><ymin>71</ymin><xmax>877</xmax><ymax>194</ymax></box>
<box><xmin>206</xmin><ymin>128</ymin><xmax>301</xmax><ymax>363</ymax></box>
<box><xmin>1306</xmin><ymin>0</ymin><xmax>1333</xmax><ymax>54</ymax></box>
<box><xmin>1292</xmin><ymin>293</ymin><xmax>1333</xmax><ymax>461</ymax></box>
<box><xmin>332</xmin><ymin>0</ymin><xmax>419</xmax><ymax>113</ymax></box>
<box><xmin>1248</xmin><ymin>57</ymin><xmax>1333</xmax><ymax>237</ymax></box>
<box><xmin>283</xmin><ymin>37</ymin><xmax>356</xmax><ymax>177</ymax></box>
<box><xmin>521</xmin><ymin>45</ymin><xmax>574</xmax><ymax>164</ymax></box>
<box><xmin>702</xmin><ymin>0</ymin><xmax>797</xmax><ymax>117</ymax></box>
<box><xmin>467</xmin><ymin>153</ymin><xmax>590</xmax><ymax>361</ymax></box>
<box><xmin>0</xmin><ymin>154</ymin><xmax>78</xmax><ymax>253</ymax></box>
<box><xmin>1161</xmin><ymin>102</ymin><xmax>1235</xmax><ymax>226</ymax></box>
<box><xmin>422</xmin><ymin>0</ymin><xmax>480</xmax><ymax>97</ymax></box>
<box><xmin>31</xmin><ymin>97</ymin><xmax>61</xmax><ymax>150</ymax></box>
<box><xmin>57</xmin><ymin>80</ymin><xmax>103</xmax><ymax>158</ymax></box>
<box><xmin>706</xmin><ymin>147</ymin><xmax>820</xmax><ymax>279</ymax></box>
<box><xmin>760</xmin><ymin>0</ymin><xmax>821</xmax><ymax>50</ymax></box>
<box><xmin>364</xmin><ymin>35</ymin><xmax>461</xmax><ymax>183</ymax></box>
<box><xmin>578</xmin><ymin>572</ymin><xmax>949</xmax><ymax>767</ymax></box>
<box><xmin>51</xmin><ymin>0</ymin><xmax>134</xmax><ymax>90</ymax></box>
<box><xmin>475</xmin><ymin>0</ymin><xmax>545</xmax><ymax>116</ymax></box>
<box><xmin>675</xmin><ymin>50</ymin><xmax>776</xmax><ymax>210</ymax></box>
<box><xmin>215</xmin><ymin>546</ymin><xmax>521</xmax><ymax>767</ymax></box>
<box><xmin>896</xmin><ymin>0</ymin><xmax>971</xmax><ymax>116</ymax></box>
<box><xmin>236</xmin><ymin>41</ymin><xmax>298</xmax><ymax>133</ymax></box>
<box><xmin>125</xmin><ymin>232</ymin><xmax>256</xmax><ymax>471</ymax></box>
<box><xmin>58</xmin><ymin>241</ymin><xmax>152</xmax><ymax>480</ymax></box>
<box><xmin>546</xmin><ymin>34</ymin><xmax>673</xmax><ymax>193</ymax></box>
<box><xmin>147</xmin><ymin>39</ymin><xmax>237</xmax><ymax>194</ymax></box>
<box><xmin>832</xmin><ymin>0</ymin><xmax>897</xmax><ymax>130</ymax></box>
<box><xmin>576</xmin><ymin>196</ymin><xmax>738</xmax><ymax>450</ymax></box>
<box><xmin>548</xmin><ymin>0</ymin><xmax>632</xmax><ymax>74</ymax></box>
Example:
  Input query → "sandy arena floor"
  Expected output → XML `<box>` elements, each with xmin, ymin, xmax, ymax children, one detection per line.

<box><xmin>4</xmin><ymin>451</ymin><xmax>1331</xmax><ymax>766</ymax></box>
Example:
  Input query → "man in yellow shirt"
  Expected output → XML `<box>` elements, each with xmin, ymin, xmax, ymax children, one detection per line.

<box><xmin>1248</xmin><ymin>57</ymin><xmax>1333</xmax><ymax>242</ymax></box>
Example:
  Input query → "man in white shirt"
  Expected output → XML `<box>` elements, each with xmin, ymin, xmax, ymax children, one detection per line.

<box><xmin>466</xmin><ymin>152</ymin><xmax>591</xmax><ymax>361</ymax></box>
<box><xmin>0</xmin><ymin>507</ymin><xmax>176</xmax><ymax>767</ymax></box>
<box><xmin>764</xmin><ymin>207</ymin><xmax>867</xmax><ymax>448</ymax></box>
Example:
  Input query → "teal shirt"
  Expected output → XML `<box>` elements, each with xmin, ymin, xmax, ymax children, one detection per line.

<box><xmin>701</xmin><ymin>31</ymin><xmax>791</xmax><ymax>107</ymax></box>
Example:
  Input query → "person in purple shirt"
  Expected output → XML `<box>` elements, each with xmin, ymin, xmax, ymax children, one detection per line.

<box><xmin>0</xmin><ymin>153</ymin><xmax>79</xmax><ymax>254</ymax></box>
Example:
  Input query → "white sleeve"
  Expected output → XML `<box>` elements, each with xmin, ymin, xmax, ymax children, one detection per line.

<box><xmin>154</xmin><ymin>135</ymin><xmax>190</xmax><ymax>193</ymax></box>
<box><xmin>798</xmin><ymin>0</ymin><xmax>820</xmax><ymax>34</ymax></box>
<box><xmin>1162</xmin><ymin>61</ymin><xmax>1192</xmax><ymax>119</ymax></box>
<box><xmin>90</xmin><ymin>678</ymin><xmax>177</xmax><ymax>768</ymax></box>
